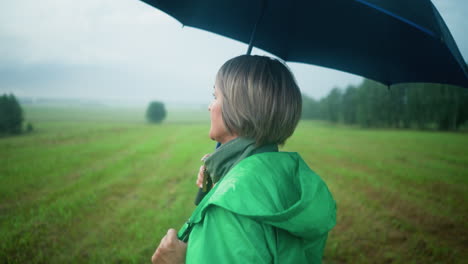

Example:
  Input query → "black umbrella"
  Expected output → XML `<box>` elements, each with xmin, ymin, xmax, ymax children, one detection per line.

<box><xmin>140</xmin><ymin>0</ymin><xmax>468</xmax><ymax>88</ymax></box>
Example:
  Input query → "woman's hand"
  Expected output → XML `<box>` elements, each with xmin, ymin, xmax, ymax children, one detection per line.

<box><xmin>151</xmin><ymin>229</ymin><xmax>187</xmax><ymax>264</ymax></box>
<box><xmin>196</xmin><ymin>164</ymin><xmax>205</xmax><ymax>188</ymax></box>
<box><xmin>196</xmin><ymin>154</ymin><xmax>211</xmax><ymax>188</ymax></box>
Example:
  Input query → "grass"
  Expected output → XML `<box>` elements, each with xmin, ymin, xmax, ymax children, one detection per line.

<box><xmin>1</xmin><ymin>106</ymin><xmax>467</xmax><ymax>263</ymax></box>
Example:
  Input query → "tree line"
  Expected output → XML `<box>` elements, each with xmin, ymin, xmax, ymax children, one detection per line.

<box><xmin>0</xmin><ymin>94</ymin><xmax>167</xmax><ymax>137</ymax></box>
<box><xmin>302</xmin><ymin>79</ymin><xmax>468</xmax><ymax>131</ymax></box>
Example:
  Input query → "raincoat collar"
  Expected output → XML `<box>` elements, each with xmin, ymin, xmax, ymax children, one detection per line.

<box><xmin>204</xmin><ymin>137</ymin><xmax>278</xmax><ymax>184</ymax></box>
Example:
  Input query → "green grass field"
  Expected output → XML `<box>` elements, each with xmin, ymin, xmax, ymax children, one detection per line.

<box><xmin>1</xmin><ymin>106</ymin><xmax>467</xmax><ymax>263</ymax></box>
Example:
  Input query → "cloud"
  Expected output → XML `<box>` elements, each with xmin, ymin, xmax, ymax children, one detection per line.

<box><xmin>432</xmin><ymin>0</ymin><xmax>468</xmax><ymax>61</ymax></box>
<box><xmin>0</xmin><ymin>0</ymin><xmax>466</xmax><ymax>104</ymax></box>
<box><xmin>1</xmin><ymin>0</ymin><xmax>184</xmax><ymax>64</ymax></box>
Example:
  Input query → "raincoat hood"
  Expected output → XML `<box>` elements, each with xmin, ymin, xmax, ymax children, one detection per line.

<box><xmin>187</xmin><ymin>151</ymin><xmax>336</xmax><ymax>240</ymax></box>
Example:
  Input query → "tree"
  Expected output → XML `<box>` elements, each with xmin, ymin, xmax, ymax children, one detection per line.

<box><xmin>0</xmin><ymin>94</ymin><xmax>23</xmax><ymax>134</ymax></box>
<box><xmin>324</xmin><ymin>87</ymin><xmax>342</xmax><ymax>123</ymax></box>
<box><xmin>341</xmin><ymin>85</ymin><xmax>358</xmax><ymax>125</ymax></box>
<box><xmin>456</xmin><ymin>87</ymin><xmax>468</xmax><ymax>129</ymax></box>
<box><xmin>146</xmin><ymin>101</ymin><xmax>166</xmax><ymax>123</ymax></box>
<box><xmin>301</xmin><ymin>94</ymin><xmax>321</xmax><ymax>120</ymax></box>
<box><xmin>26</xmin><ymin>122</ymin><xmax>34</xmax><ymax>132</ymax></box>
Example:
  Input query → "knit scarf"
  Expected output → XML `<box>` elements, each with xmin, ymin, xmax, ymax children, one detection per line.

<box><xmin>204</xmin><ymin>137</ymin><xmax>278</xmax><ymax>184</ymax></box>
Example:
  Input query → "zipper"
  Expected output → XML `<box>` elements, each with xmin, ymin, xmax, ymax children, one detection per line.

<box><xmin>178</xmin><ymin>220</ymin><xmax>194</xmax><ymax>242</ymax></box>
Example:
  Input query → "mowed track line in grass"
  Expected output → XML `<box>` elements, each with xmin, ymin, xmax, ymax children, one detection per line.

<box><xmin>1</xmin><ymin>106</ymin><xmax>467</xmax><ymax>263</ymax></box>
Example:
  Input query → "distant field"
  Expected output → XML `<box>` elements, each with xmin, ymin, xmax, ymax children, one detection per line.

<box><xmin>22</xmin><ymin>105</ymin><xmax>210</xmax><ymax>123</ymax></box>
<box><xmin>1</xmin><ymin>106</ymin><xmax>467</xmax><ymax>263</ymax></box>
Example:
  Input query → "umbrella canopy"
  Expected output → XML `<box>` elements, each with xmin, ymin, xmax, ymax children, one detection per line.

<box><xmin>140</xmin><ymin>0</ymin><xmax>468</xmax><ymax>88</ymax></box>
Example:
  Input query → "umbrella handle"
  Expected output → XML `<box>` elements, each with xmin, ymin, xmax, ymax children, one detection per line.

<box><xmin>246</xmin><ymin>0</ymin><xmax>268</xmax><ymax>55</ymax></box>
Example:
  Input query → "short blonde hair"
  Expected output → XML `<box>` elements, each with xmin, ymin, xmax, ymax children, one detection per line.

<box><xmin>216</xmin><ymin>55</ymin><xmax>302</xmax><ymax>146</ymax></box>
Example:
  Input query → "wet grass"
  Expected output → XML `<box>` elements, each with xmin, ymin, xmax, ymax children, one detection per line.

<box><xmin>1</xmin><ymin>106</ymin><xmax>467</xmax><ymax>263</ymax></box>
<box><xmin>289</xmin><ymin>123</ymin><xmax>468</xmax><ymax>264</ymax></box>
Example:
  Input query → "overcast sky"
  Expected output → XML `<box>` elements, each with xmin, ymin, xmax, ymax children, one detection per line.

<box><xmin>0</xmin><ymin>0</ymin><xmax>467</xmax><ymax>106</ymax></box>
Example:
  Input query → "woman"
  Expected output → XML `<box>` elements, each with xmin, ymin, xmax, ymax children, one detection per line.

<box><xmin>152</xmin><ymin>55</ymin><xmax>336</xmax><ymax>264</ymax></box>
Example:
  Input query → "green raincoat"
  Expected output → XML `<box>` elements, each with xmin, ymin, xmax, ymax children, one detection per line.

<box><xmin>178</xmin><ymin>151</ymin><xmax>336</xmax><ymax>263</ymax></box>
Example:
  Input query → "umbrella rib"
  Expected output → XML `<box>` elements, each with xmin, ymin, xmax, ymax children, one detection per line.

<box><xmin>353</xmin><ymin>0</ymin><xmax>437</xmax><ymax>38</ymax></box>
<box><xmin>247</xmin><ymin>0</ymin><xmax>268</xmax><ymax>55</ymax></box>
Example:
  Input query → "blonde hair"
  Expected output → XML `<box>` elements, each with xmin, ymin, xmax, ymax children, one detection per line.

<box><xmin>216</xmin><ymin>55</ymin><xmax>302</xmax><ymax>146</ymax></box>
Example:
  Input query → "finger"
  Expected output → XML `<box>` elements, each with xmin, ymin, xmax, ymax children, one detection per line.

<box><xmin>154</xmin><ymin>236</ymin><xmax>167</xmax><ymax>253</ymax></box>
<box><xmin>196</xmin><ymin>166</ymin><xmax>202</xmax><ymax>187</ymax></box>
<box><xmin>166</xmin><ymin>228</ymin><xmax>178</xmax><ymax>240</ymax></box>
<box><xmin>152</xmin><ymin>236</ymin><xmax>165</xmax><ymax>263</ymax></box>
<box><xmin>163</xmin><ymin>228</ymin><xmax>179</xmax><ymax>247</ymax></box>
<box><xmin>201</xmin><ymin>154</ymin><xmax>210</xmax><ymax>162</ymax></box>
<box><xmin>197</xmin><ymin>165</ymin><xmax>205</xmax><ymax>188</ymax></box>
